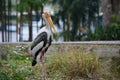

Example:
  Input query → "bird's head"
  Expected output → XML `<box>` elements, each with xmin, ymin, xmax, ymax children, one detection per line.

<box><xmin>42</xmin><ymin>12</ymin><xmax>58</xmax><ymax>36</ymax></box>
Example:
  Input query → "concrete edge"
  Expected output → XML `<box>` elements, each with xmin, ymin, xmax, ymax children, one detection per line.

<box><xmin>0</xmin><ymin>41</ymin><xmax>120</xmax><ymax>45</ymax></box>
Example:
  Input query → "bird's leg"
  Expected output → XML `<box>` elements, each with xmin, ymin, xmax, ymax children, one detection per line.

<box><xmin>41</xmin><ymin>51</ymin><xmax>47</xmax><ymax>79</ymax></box>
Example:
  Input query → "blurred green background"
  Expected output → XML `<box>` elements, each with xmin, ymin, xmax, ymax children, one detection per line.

<box><xmin>0</xmin><ymin>0</ymin><xmax>120</xmax><ymax>42</ymax></box>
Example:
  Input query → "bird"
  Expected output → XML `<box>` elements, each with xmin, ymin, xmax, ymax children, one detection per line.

<box><xmin>29</xmin><ymin>11</ymin><xmax>58</xmax><ymax>78</ymax></box>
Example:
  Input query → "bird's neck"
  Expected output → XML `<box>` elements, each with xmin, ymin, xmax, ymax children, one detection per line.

<box><xmin>45</xmin><ymin>19</ymin><xmax>51</xmax><ymax>30</ymax></box>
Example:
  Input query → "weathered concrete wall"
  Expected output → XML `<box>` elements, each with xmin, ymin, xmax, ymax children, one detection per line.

<box><xmin>0</xmin><ymin>41</ymin><xmax>120</xmax><ymax>56</ymax></box>
<box><xmin>49</xmin><ymin>41</ymin><xmax>120</xmax><ymax>56</ymax></box>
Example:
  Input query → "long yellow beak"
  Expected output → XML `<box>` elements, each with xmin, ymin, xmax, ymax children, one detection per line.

<box><xmin>47</xmin><ymin>17</ymin><xmax>58</xmax><ymax>36</ymax></box>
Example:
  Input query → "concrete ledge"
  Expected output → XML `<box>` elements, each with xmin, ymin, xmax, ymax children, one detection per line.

<box><xmin>0</xmin><ymin>41</ymin><xmax>120</xmax><ymax>56</ymax></box>
<box><xmin>0</xmin><ymin>41</ymin><xmax>120</xmax><ymax>45</ymax></box>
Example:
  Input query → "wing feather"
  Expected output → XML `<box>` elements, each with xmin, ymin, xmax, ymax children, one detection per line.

<box><xmin>31</xmin><ymin>41</ymin><xmax>44</xmax><ymax>56</ymax></box>
<box><xmin>30</xmin><ymin>32</ymin><xmax>47</xmax><ymax>56</ymax></box>
<box><xmin>31</xmin><ymin>32</ymin><xmax>47</xmax><ymax>50</ymax></box>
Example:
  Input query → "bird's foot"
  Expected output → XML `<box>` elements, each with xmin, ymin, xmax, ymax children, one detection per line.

<box><xmin>41</xmin><ymin>73</ymin><xmax>47</xmax><ymax>80</ymax></box>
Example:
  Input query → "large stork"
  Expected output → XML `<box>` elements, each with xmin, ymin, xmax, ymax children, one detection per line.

<box><xmin>29</xmin><ymin>12</ymin><xmax>57</xmax><ymax>78</ymax></box>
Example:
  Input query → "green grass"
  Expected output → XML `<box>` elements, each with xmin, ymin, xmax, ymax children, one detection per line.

<box><xmin>46</xmin><ymin>50</ymin><xmax>100</xmax><ymax>79</ymax></box>
<box><xmin>0</xmin><ymin>45</ymin><xmax>120</xmax><ymax>80</ymax></box>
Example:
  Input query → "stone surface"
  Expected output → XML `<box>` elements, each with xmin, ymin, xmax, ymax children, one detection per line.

<box><xmin>0</xmin><ymin>41</ymin><xmax>120</xmax><ymax>56</ymax></box>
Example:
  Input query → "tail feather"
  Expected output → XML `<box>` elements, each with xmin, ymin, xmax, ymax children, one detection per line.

<box><xmin>32</xmin><ymin>59</ymin><xmax>37</xmax><ymax>66</ymax></box>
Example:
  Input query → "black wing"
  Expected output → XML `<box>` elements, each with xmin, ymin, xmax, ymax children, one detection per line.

<box><xmin>44</xmin><ymin>36</ymin><xmax>52</xmax><ymax>52</ymax></box>
<box><xmin>31</xmin><ymin>32</ymin><xmax>47</xmax><ymax>66</ymax></box>
<box><xmin>30</xmin><ymin>32</ymin><xmax>47</xmax><ymax>50</ymax></box>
